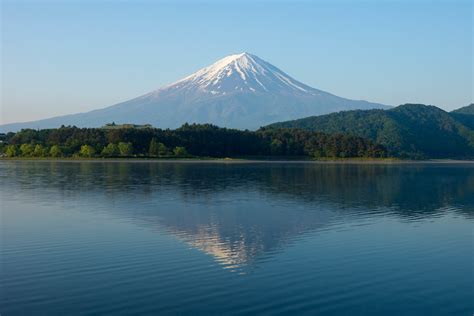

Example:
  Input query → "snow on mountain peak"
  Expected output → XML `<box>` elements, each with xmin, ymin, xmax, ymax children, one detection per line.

<box><xmin>163</xmin><ymin>53</ymin><xmax>316</xmax><ymax>95</ymax></box>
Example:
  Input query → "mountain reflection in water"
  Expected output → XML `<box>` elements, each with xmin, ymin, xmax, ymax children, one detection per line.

<box><xmin>2</xmin><ymin>161</ymin><xmax>473</xmax><ymax>271</ymax></box>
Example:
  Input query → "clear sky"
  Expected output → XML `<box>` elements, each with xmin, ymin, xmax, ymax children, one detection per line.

<box><xmin>1</xmin><ymin>0</ymin><xmax>472</xmax><ymax>124</ymax></box>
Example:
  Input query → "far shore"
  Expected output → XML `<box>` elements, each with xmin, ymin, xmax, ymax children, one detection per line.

<box><xmin>1</xmin><ymin>157</ymin><xmax>473</xmax><ymax>164</ymax></box>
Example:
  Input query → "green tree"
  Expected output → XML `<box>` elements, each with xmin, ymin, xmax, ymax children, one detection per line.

<box><xmin>33</xmin><ymin>144</ymin><xmax>46</xmax><ymax>157</ymax></box>
<box><xmin>173</xmin><ymin>146</ymin><xmax>189</xmax><ymax>157</ymax></box>
<box><xmin>270</xmin><ymin>138</ymin><xmax>284</xmax><ymax>155</ymax></box>
<box><xmin>158</xmin><ymin>142</ymin><xmax>168</xmax><ymax>156</ymax></box>
<box><xmin>79</xmin><ymin>145</ymin><xmax>95</xmax><ymax>157</ymax></box>
<box><xmin>148</xmin><ymin>138</ymin><xmax>159</xmax><ymax>156</ymax></box>
<box><xmin>6</xmin><ymin>145</ymin><xmax>18</xmax><ymax>157</ymax></box>
<box><xmin>118</xmin><ymin>142</ymin><xmax>133</xmax><ymax>156</ymax></box>
<box><xmin>49</xmin><ymin>145</ymin><xmax>62</xmax><ymax>157</ymax></box>
<box><xmin>20</xmin><ymin>143</ymin><xmax>34</xmax><ymax>156</ymax></box>
<box><xmin>101</xmin><ymin>143</ymin><xmax>119</xmax><ymax>157</ymax></box>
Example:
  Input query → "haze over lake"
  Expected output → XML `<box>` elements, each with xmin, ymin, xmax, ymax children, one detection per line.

<box><xmin>1</xmin><ymin>161</ymin><xmax>473</xmax><ymax>315</ymax></box>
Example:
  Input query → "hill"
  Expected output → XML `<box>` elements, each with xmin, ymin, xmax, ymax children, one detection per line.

<box><xmin>266</xmin><ymin>104</ymin><xmax>474</xmax><ymax>158</ymax></box>
<box><xmin>452</xmin><ymin>104</ymin><xmax>474</xmax><ymax>115</ymax></box>
<box><xmin>451</xmin><ymin>104</ymin><xmax>474</xmax><ymax>130</ymax></box>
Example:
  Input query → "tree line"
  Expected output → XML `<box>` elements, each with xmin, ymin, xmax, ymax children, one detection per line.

<box><xmin>0</xmin><ymin>124</ymin><xmax>387</xmax><ymax>159</ymax></box>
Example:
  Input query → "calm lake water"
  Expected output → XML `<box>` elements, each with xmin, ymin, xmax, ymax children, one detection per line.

<box><xmin>1</xmin><ymin>160</ymin><xmax>473</xmax><ymax>315</ymax></box>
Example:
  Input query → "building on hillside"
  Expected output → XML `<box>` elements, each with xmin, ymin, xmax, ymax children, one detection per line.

<box><xmin>101</xmin><ymin>122</ymin><xmax>153</xmax><ymax>130</ymax></box>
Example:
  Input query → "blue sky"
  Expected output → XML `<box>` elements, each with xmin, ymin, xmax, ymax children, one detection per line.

<box><xmin>1</xmin><ymin>0</ymin><xmax>472</xmax><ymax>124</ymax></box>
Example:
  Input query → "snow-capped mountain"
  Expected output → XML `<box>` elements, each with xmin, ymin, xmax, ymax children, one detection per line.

<box><xmin>161</xmin><ymin>52</ymin><xmax>316</xmax><ymax>95</ymax></box>
<box><xmin>0</xmin><ymin>53</ymin><xmax>389</xmax><ymax>132</ymax></box>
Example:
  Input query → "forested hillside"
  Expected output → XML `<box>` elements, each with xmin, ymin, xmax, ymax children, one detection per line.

<box><xmin>452</xmin><ymin>104</ymin><xmax>474</xmax><ymax>115</ymax></box>
<box><xmin>267</xmin><ymin>104</ymin><xmax>474</xmax><ymax>159</ymax></box>
<box><xmin>451</xmin><ymin>104</ymin><xmax>474</xmax><ymax>130</ymax></box>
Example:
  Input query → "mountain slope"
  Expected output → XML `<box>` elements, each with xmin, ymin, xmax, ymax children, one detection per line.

<box><xmin>452</xmin><ymin>104</ymin><xmax>474</xmax><ymax>115</ymax></box>
<box><xmin>451</xmin><ymin>104</ymin><xmax>474</xmax><ymax>130</ymax></box>
<box><xmin>0</xmin><ymin>53</ymin><xmax>388</xmax><ymax>132</ymax></box>
<box><xmin>266</xmin><ymin>104</ymin><xmax>474</xmax><ymax>158</ymax></box>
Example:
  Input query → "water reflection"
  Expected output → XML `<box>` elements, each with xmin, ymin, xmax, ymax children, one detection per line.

<box><xmin>1</xmin><ymin>161</ymin><xmax>473</xmax><ymax>269</ymax></box>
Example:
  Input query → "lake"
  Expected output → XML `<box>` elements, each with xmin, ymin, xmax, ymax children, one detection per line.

<box><xmin>1</xmin><ymin>160</ymin><xmax>473</xmax><ymax>315</ymax></box>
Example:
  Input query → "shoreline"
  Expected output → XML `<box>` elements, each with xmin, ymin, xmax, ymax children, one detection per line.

<box><xmin>1</xmin><ymin>157</ymin><xmax>473</xmax><ymax>164</ymax></box>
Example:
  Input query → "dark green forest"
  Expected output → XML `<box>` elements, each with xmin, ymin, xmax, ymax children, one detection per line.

<box><xmin>2</xmin><ymin>104</ymin><xmax>473</xmax><ymax>160</ymax></box>
<box><xmin>452</xmin><ymin>104</ymin><xmax>474</xmax><ymax>115</ymax></box>
<box><xmin>0</xmin><ymin>124</ymin><xmax>386</xmax><ymax>159</ymax></box>
<box><xmin>268</xmin><ymin>104</ymin><xmax>474</xmax><ymax>159</ymax></box>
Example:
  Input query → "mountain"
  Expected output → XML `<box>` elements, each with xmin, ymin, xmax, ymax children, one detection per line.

<box><xmin>452</xmin><ymin>104</ymin><xmax>474</xmax><ymax>115</ymax></box>
<box><xmin>0</xmin><ymin>53</ymin><xmax>388</xmax><ymax>132</ymax></box>
<box><xmin>266</xmin><ymin>104</ymin><xmax>474</xmax><ymax>158</ymax></box>
<box><xmin>451</xmin><ymin>104</ymin><xmax>474</xmax><ymax>130</ymax></box>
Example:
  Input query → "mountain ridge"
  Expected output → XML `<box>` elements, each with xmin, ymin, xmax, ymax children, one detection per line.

<box><xmin>452</xmin><ymin>104</ymin><xmax>474</xmax><ymax>115</ymax></box>
<box><xmin>265</xmin><ymin>104</ymin><xmax>474</xmax><ymax>158</ymax></box>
